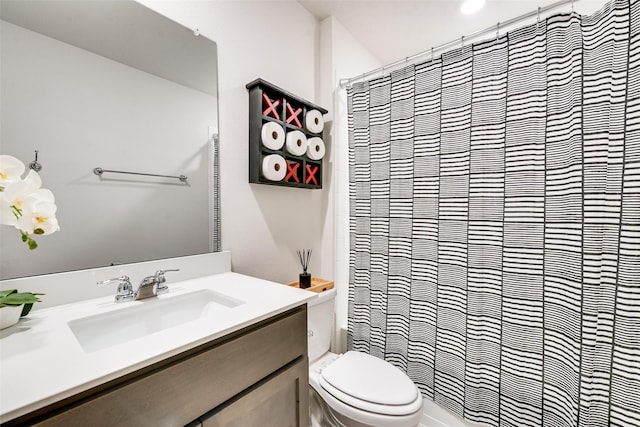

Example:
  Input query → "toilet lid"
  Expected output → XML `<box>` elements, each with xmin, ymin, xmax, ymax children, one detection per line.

<box><xmin>320</xmin><ymin>351</ymin><xmax>418</xmax><ymax>407</ymax></box>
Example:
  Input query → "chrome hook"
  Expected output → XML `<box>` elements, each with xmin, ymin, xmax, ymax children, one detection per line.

<box><xmin>496</xmin><ymin>22</ymin><xmax>500</xmax><ymax>40</ymax></box>
<box><xmin>461</xmin><ymin>35</ymin><xmax>465</xmax><ymax>53</ymax></box>
<box><xmin>431</xmin><ymin>47</ymin><xmax>434</xmax><ymax>63</ymax></box>
<box><xmin>537</xmin><ymin>7</ymin><xmax>541</xmax><ymax>28</ymax></box>
<box><xmin>29</xmin><ymin>150</ymin><xmax>42</xmax><ymax>172</ymax></box>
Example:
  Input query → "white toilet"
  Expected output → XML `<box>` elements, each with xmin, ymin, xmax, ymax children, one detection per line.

<box><xmin>307</xmin><ymin>288</ymin><xmax>423</xmax><ymax>427</ymax></box>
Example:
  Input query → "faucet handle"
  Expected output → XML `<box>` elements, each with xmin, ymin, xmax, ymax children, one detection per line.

<box><xmin>155</xmin><ymin>269</ymin><xmax>180</xmax><ymax>294</ymax></box>
<box><xmin>97</xmin><ymin>276</ymin><xmax>135</xmax><ymax>303</ymax></box>
<box><xmin>97</xmin><ymin>275</ymin><xmax>130</xmax><ymax>286</ymax></box>
<box><xmin>155</xmin><ymin>269</ymin><xmax>180</xmax><ymax>282</ymax></box>
<box><xmin>155</xmin><ymin>269</ymin><xmax>180</xmax><ymax>278</ymax></box>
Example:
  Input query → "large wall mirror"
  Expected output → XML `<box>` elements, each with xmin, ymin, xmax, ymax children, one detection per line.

<box><xmin>0</xmin><ymin>0</ymin><xmax>220</xmax><ymax>279</ymax></box>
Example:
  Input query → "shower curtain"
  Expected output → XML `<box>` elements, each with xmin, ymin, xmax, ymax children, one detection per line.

<box><xmin>346</xmin><ymin>0</ymin><xmax>639</xmax><ymax>426</ymax></box>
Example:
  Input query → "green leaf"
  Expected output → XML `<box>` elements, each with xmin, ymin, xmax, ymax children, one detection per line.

<box><xmin>0</xmin><ymin>289</ymin><xmax>17</xmax><ymax>299</ymax></box>
<box><xmin>0</xmin><ymin>292</ymin><xmax>42</xmax><ymax>306</ymax></box>
<box><xmin>21</xmin><ymin>303</ymin><xmax>34</xmax><ymax>317</ymax></box>
<box><xmin>0</xmin><ymin>290</ymin><xmax>43</xmax><ymax>316</ymax></box>
<box><xmin>28</xmin><ymin>238</ymin><xmax>38</xmax><ymax>250</ymax></box>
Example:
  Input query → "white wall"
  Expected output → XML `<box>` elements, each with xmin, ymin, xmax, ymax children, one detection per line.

<box><xmin>135</xmin><ymin>2</ymin><xmax>382</xmax><ymax>347</ymax></box>
<box><xmin>139</xmin><ymin>0</ymin><xmax>332</xmax><ymax>286</ymax></box>
<box><xmin>1</xmin><ymin>21</ymin><xmax>213</xmax><ymax>279</ymax></box>
<box><xmin>317</xmin><ymin>17</ymin><xmax>382</xmax><ymax>349</ymax></box>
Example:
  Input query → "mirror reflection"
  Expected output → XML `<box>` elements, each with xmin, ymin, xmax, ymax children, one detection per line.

<box><xmin>0</xmin><ymin>0</ymin><xmax>220</xmax><ymax>279</ymax></box>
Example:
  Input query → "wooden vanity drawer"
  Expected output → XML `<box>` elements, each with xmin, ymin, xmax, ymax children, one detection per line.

<box><xmin>200</xmin><ymin>358</ymin><xmax>309</xmax><ymax>427</ymax></box>
<box><xmin>18</xmin><ymin>306</ymin><xmax>307</xmax><ymax>427</ymax></box>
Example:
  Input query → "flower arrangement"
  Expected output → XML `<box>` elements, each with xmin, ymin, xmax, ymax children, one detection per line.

<box><xmin>0</xmin><ymin>155</ymin><xmax>60</xmax><ymax>249</ymax></box>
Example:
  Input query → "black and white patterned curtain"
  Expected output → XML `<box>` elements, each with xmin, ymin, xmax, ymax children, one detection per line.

<box><xmin>346</xmin><ymin>1</ymin><xmax>639</xmax><ymax>426</ymax></box>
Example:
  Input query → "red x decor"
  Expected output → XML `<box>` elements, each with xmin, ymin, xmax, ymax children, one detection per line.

<box><xmin>262</xmin><ymin>93</ymin><xmax>281</xmax><ymax>120</ymax></box>
<box><xmin>285</xmin><ymin>162</ymin><xmax>300</xmax><ymax>183</ymax></box>
<box><xmin>286</xmin><ymin>103</ymin><xmax>302</xmax><ymax>128</ymax></box>
<box><xmin>305</xmin><ymin>164</ymin><xmax>319</xmax><ymax>185</ymax></box>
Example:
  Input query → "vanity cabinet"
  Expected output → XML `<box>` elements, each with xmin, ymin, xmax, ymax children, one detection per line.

<box><xmin>6</xmin><ymin>306</ymin><xmax>308</xmax><ymax>427</ymax></box>
<box><xmin>200</xmin><ymin>359</ymin><xmax>306</xmax><ymax>427</ymax></box>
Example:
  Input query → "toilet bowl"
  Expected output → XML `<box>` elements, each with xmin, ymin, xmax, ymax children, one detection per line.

<box><xmin>307</xmin><ymin>289</ymin><xmax>423</xmax><ymax>427</ymax></box>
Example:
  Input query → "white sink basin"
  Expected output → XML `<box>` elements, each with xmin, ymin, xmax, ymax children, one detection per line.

<box><xmin>68</xmin><ymin>289</ymin><xmax>244</xmax><ymax>352</ymax></box>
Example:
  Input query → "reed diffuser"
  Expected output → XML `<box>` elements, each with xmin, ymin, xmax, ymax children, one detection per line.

<box><xmin>297</xmin><ymin>249</ymin><xmax>312</xmax><ymax>289</ymax></box>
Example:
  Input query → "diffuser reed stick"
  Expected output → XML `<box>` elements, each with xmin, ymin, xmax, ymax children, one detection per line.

<box><xmin>297</xmin><ymin>249</ymin><xmax>312</xmax><ymax>273</ymax></box>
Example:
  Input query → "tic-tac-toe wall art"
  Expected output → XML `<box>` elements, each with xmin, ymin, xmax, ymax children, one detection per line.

<box><xmin>246</xmin><ymin>79</ymin><xmax>328</xmax><ymax>189</ymax></box>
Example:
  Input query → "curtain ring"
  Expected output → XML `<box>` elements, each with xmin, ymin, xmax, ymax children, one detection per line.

<box><xmin>496</xmin><ymin>22</ymin><xmax>500</xmax><ymax>40</ymax></box>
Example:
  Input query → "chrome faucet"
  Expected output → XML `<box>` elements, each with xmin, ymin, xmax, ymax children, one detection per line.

<box><xmin>97</xmin><ymin>276</ymin><xmax>135</xmax><ymax>303</ymax></box>
<box><xmin>97</xmin><ymin>269</ymin><xmax>180</xmax><ymax>303</ymax></box>
<box><xmin>134</xmin><ymin>269</ymin><xmax>179</xmax><ymax>300</ymax></box>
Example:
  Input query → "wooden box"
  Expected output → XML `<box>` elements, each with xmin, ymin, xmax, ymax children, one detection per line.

<box><xmin>246</xmin><ymin>79</ymin><xmax>328</xmax><ymax>189</ymax></box>
<box><xmin>287</xmin><ymin>277</ymin><xmax>334</xmax><ymax>293</ymax></box>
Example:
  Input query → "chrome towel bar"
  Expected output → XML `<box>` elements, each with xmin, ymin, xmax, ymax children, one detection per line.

<box><xmin>93</xmin><ymin>167</ymin><xmax>188</xmax><ymax>182</ymax></box>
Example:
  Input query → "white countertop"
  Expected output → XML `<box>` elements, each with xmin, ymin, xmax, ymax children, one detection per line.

<box><xmin>0</xmin><ymin>272</ymin><xmax>316</xmax><ymax>423</ymax></box>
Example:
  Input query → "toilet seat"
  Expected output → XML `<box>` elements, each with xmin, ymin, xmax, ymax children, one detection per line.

<box><xmin>311</xmin><ymin>381</ymin><xmax>423</xmax><ymax>427</ymax></box>
<box><xmin>319</xmin><ymin>351</ymin><xmax>422</xmax><ymax>416</ymax></box>
<box><xmin>310</xmin><ymin>367</ymin><xmax>423</xmax><ymax>427</ymax></box>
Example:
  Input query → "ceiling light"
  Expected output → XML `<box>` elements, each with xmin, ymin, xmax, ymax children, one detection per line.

<box><xmin>460</xmin><ymin>0</ymin><xmax>486</xmax><ymax>15</ymax></box>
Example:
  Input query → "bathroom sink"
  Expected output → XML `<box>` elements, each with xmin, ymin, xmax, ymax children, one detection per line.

<box><xmin>68</xmin><ymin>289</ymin><xmax>244</xmax><ymax>352</ymax></box>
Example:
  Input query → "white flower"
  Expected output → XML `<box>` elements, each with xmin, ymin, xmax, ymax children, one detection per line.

<box><xmin>0</xmin><ymin>155</ymin><xmax>26</xmax><ymax>190</ymax></box>
<box><xmin>0</xmin><ymin>170</ymin><xmax>42</xmax><ymax>226</ymax></box>
<box><xmin>16</xmin><ymin>189</ymin><xmax>60</xmax><ymax>235</ymax></box>
<box><xmin>0</xmin><ymin>155</ymin><xmax>59</xmax><ymax>250</ymax></box>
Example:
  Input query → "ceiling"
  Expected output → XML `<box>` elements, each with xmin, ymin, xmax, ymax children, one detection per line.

<box><xmin>298</xmin><ymin>0</ymin><xmax>606</xmax><ymax>67</ymax></box>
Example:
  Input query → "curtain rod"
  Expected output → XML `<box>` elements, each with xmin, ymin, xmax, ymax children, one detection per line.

<box><xmin>339</xmin><ymin>0</ymin><xmax>577</xmax><ymax>88</ymax></box>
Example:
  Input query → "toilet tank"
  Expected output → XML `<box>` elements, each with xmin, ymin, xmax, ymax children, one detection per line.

<box><xmin>307</xmin><ymin>288</ymin><xmax>336</xmax><ymax>363</ymax></box>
